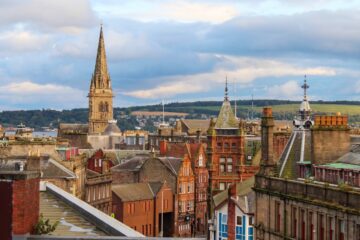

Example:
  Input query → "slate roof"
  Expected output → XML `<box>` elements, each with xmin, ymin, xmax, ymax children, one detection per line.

<box><xmin>42</xmin><ymin>159</ymin><xmax>76</xmax><ymax>179</ymax></box>
<box><xmin>213</xmin><ymin>177</ymin><xmax>255</xmax><ymax>212</ymax></box>
<box><xmin>112</xmin><ymin>182</ymin><xmax>162</xmax><ymax>202</ymax></box>
<box><xmin>40</xmin><ymin>191</ymin><xmax>106</xmax><ymax>236</ymax></box>
<box><xmin>278</xmin><ymin>129</ymin><xmax>312</xmax><ymax>179</ymax></box>
<box><xmin>181</xmin><ymin>119</ymin><xmax>211</xmax><ymax>134</ymax></box>
<box><xmin>148</xmin><ymin>182</ymin><xmax>164</xmax><ymax>195</ymax></box>
<box><xmin>0</xmin><ymin>156</ymin><xmax>76</xmax><ymax>179</ymax></box>
<box><xmin>158</xmin><ymin>157</ymin><xmax>183</xmax><ymax>175</ymax></box>
<box><xmin>214</xmin><ymin>100</ymin><xmax>238</xmax><ymax>129</ymax></box>
<box><xmin>164</xmin><ymin>142</ymin><xmax>191</xmax><ymax>158</ymax></box>
<box><xmin>111</xmin><ymin>154</ymin><xmax>149</xmax><ymax>172</ymax></box>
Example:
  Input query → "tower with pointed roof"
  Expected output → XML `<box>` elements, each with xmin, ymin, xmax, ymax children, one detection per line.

<box><xmin>207</xmin><ymin>79</ymin><xmax>257</xmax><ymax>197</ymax></box>
<box><xmin>88</xmin><ymin>26</ymin><xmax>114</xmax><ymax>134</ymax></box>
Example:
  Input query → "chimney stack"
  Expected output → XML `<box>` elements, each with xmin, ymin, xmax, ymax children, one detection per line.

<box><xmin>260</xmin><ymin>107</ymin><xmax>276</xmax><ymax>176</ymax></box>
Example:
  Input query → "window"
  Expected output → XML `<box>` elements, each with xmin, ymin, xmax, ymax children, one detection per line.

<box><xmin>249</xmin><ymin>216</ymin><xmax>253</xmax><ymax>226</ymax></box>
<box><xmin>327</xmin><ymin>217</ymin><xmax>334</xmax><ymax>240</ymax></box>
<box><xmin>356</xmin><ymin>224</ymin><xmax>360</xmax><ymax>240</ymax></box>
<box><xmin>219</xmin><ymin>182</ymin><xmax>225</xmax><ymax>190</ymax></box>
<box><xmin>217</xmin><ymin>142</ymin><xmax>222</xmax><ymax>148</ymax></box>
<box><xmin>308</xmin><ymin>212</ymin><xmax>314</xmax><ymax>240</ymax></box>
<box><xmin>231</xmin><ymin>142</ymin><xmax>236</xmax><ymax>148</ymax></box>
<box><xmin>199</xmin><ymin>154</ymin><xmax>203</xmax><ymax>167</ymax></box>
<box><xmin>338</xmin><ymin>219</ymin><xmax>345</xmax><ymax>240</ymax></box>
<box><xmin>291</xmin><ymin>207</ymin><xmax>297</xmax><ymax>237</ymax></box>
<box><xmin>224</xmin><ymin>142</ymin><xmax>229</xmax><ymax>148</ymax></box>
<box><xmin>220</xmin><ymin>157</ymin><xmax>226</xmax><ymax>173</ymax></box>
<box><xmin>227</xmin><ymin>164</ymin><xmax>233</xmax><ymax>173</ymax></box>
<box><xmin>218</xmin><ymin>213</ymin><xmax>228</xmax><ymax>240</ymax></box>
<box><xmin>188</xmin><ymin>183</ymin><xmax>191</xmax><ymax>193</ymax></box>
<box><xmin>179</xmin><ymin>184</ymin><xmax>182</xmax><ymax>193</ymax></box>
<box><xmin>300</xmin><ymin>209</ymin><xmax>305</xmax><ymax>240</ymax></box>
<box><xmin>236</xmin><ymin>216</ymin><xmax>242</xmax><ymax>225</ymax></box>
<box><xmin>318</xmin><ymin>214</ymin><xmax>325</xmax><ymax>240</ymax></box>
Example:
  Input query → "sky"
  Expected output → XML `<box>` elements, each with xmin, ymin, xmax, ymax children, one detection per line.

<box><xmin>1</xmin><ymin>0</ymin><xmax>360</xmax><ymax>110</ymax></box>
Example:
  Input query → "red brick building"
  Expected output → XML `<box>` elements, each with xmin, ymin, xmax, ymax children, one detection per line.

<box><xmin>112</xmin><ymin>181</ymin><xmax>174</xmax><ymax>237</ymax></box>
<box><xmin>85</xmin><ymin>149</ymin><xmax>113</xmax><ymax>214</ymax></box>
<box><xmin>160</xmin><ymin>141</ymin><xmax>209</xmax><ymax>234</ymax></box>
<box><xmin>0</xmin><ymin>155</ymin><xmax>40</xmax><ymax>239</ymax></box>
<box><xmin>87</xmin><ymin>149</ymin><xmax>114</xmax><ymax>173</ymax></box>
<box><xmin>207</xmin><ymin>82</ymin><xmax>258</xmax><ymax>193</ymax></box>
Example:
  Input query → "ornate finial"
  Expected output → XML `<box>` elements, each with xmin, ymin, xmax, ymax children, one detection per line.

<box><xmin>301</xmin><ymin>75</ymin><xmax>309</xmax><ymax>100</ymax></box>
<box><xmin>225</xmin><ymin>76</ymin><xmax>229</xmax><ymax>101</ymax></box>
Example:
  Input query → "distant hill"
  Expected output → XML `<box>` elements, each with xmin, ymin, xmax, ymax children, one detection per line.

<box><xmin>1</xmin><ymin>100</ymin><xmax>360</xmax><ymax>130</ymax></box>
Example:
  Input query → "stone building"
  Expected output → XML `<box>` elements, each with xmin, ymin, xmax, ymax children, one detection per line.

<box><xmin>58</xmin><ymin>25</ymin><xmax>119</xmax><ymax>146</ymax></box>
<box><xmin>112</xmin><ymin>181</ymin><xmax>174</xmax><ymax>237</ymax></box>
<box><xmin>88</xmin><ymin>25</ymin><xmax>114</xmax><ymax>134</ymax></box>
<box><xmin>254</xmin><ymin>106</ymin><xmax>360</xmax><ymax>240</ymax></box>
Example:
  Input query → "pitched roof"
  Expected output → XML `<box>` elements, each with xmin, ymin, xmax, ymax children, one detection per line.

<box><xmin>148</xmin><ymin>182</ymin><xmax>164</xmax><ymax>195</ymax></box>
<box><xmin>215</xmin><ymin>100</ymin><xmax>238</xmax><ymax>129</ymax></box>
<box><xmin>278</xmin><ymin>129</ymin><xmax>312</xmax><ymax>179</ymax></box>
<box><xmin>112</xmin><ymin>183</ymin><xmax>155</xmax><ymax>202</ymax></box>
<box><xmin>111</xmin><ymin>154</ymin><xmax>149</xmax><ymax>172</ymax></box>
<box><xmin>42</xmin><ymin>159</ymin><xmax>76</xmax><ymax>179</ymax></box>
<box><xmin>165</xmin><ymin>142</ymin><xmax>190</xmax><ymax>158</ymax></box>
<box><xmin>0</xmin><ymin>156</ymin><xmax>76</xmax><ymax>179</ymax></box>
<box><xmin>213</xmin><ymin>177</ymin><xmax>255</xmax><ymax>208</ymax></box>
<box><xmin>158</xmin><ymin>157</ymin><xmax>183</xmax><ymax>175</ymax></box>
<box><xmin>181</xmin><ymin>119</ymin><xmax>211</xmax><ymax>134</ymax></box>
<box><xmin>40</xmin><ymin>191</ymin><xmax>106</xmax><ymax>236</ymax></box>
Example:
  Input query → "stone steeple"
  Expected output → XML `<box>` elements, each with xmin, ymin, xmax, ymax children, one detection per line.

<box><xmin>91</xmin><ymin>25</ymin><xmax>111</xmax><ymax>90</ymax></box>
<box><xmin>88</xmin><ymin>26</ymin><xmax>114</xmax><ymax>134</ymax></box>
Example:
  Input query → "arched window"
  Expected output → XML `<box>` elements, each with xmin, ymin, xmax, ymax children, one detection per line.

<box><xmin>99</xmin><ymin>102</ymin><xmax>104</xmax><ymax>112</ymax></box>
<box><xmin>105</xmin><ymin>102</ymin><xmax>109</xmax><ymax>112</ymax></box>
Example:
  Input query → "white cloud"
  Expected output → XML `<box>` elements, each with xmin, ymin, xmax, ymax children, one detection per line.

<box><xmin>124</xmin><ymin>55</ymin><xmax>336</xmax><ymax>99</ymax></box>
<box><xmin>0</xmin><ymin>0</ymin><xmax>97</xmax><ymax>31</ymax></box>
<box><xmin>0</xmin><ymin>81</ymin><xmax>86</xmax><ymax>109</ymax></box>
<box><xmin>0</xmin><ymin>30</ymin><xmax>50</xmax><ymax>53</ymax></box>
<box><xmin>265</xmin><ymin>80</ymin><xmax>300</xmax><ymax>99</ymax></box>
<box><xmin>96</xmin><ymin>0</ymin><xmax>238</xmax><ymax>24</ymax></box>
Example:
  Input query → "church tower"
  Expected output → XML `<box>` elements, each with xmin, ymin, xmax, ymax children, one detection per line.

<box><xmin>88</xmin><ymin>26</ymin><xmax>114</xmax><ymax>134</ymax></box>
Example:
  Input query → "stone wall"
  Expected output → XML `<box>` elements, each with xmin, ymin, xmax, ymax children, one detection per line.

<box><xmin>311</xmin><ymin>128</ymin><xmax>350</xmax><ymax>165</ymax></box>
<box><xmin>254</xmin><ymin>175</ymin><xmax>360</xmax><ymax>240</ymax></box>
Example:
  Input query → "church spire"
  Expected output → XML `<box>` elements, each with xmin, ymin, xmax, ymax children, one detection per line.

<box><xmin>92</xmin><ymin>25</ymin><xmax>111</xmax><ymax>89</ymax></box>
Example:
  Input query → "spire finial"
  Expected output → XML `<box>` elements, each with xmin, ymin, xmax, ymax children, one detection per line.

<box><xmin>225</xmin><ymin>76</ymin><xmax>229</xmax><ymax>101</ymax></box>
<box><xmin>301</xmin><ymin>75</ymin><xmax>309</xmax><ymax>100</ymax></box>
